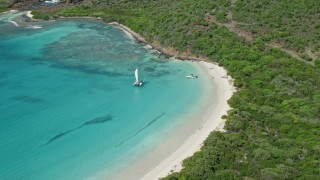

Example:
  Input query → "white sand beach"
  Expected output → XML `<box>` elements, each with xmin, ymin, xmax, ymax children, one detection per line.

<box><xmin>26</xmin><ymin>11</ymin><xmax>33</xmax><ymax>19</ymax></box>
<box><xmin>140</xmin><ymin>61</ymin><xmax>235</xmax><ymax>179</ymax></box>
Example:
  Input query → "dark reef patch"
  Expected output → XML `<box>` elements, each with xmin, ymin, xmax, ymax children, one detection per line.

<box><xmin>115</xmin><ymin>112</ymin><xmax>165</xmax><ymax>148</ymax></box>
<box><xmin>12</xmin><ymin>95</ymin><xmax>44</xmax><ymax>104</ymax></box>
<box><xmin>79</xmin><ymin>114</ymin><xmax>113</xmax><ymax>127</ymax></box>
<box><xmin>144</xmin><ymin>67</ymin><xmax>156</xmax><ymax>72</ymax></box>
<box><xmin>43</xmin><ymin>114</ymin><xmax>113</xmax><ymax>146</ymax></box>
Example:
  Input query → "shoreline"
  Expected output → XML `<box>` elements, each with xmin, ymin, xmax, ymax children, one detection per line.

<box><xmin>0</xmin><ymin>9</ymin><xmax>17</xmax><ymax>15</ymax></box>
<box><xmin>26</xmin><ymin>11</ymin><xmax>33</xmax><ymax>19</ymax></box>
<box><xmin>108</xmin><ymin>22</ymin><xmax>209</xmax><ymax>62</ymax></box>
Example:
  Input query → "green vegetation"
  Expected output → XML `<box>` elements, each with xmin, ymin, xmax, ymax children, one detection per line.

<box><xmin>0</xmin><ymin>0</ymin><xmax>11</xmax><ymax>11</ymax></box>
<box><xmin>232</xmin><ymin>0</ymin><xmax>320</xmax><ymax>57</ymax></box>
<box><xmin>0</xmin><ymin>0</ymin><xmax>10</xmax><ymax>6</ymax></box>
<box><xmin>0</xmin><ymin>7</ymin><xmax>8</xmax><ymax>13</ymax></box>
<box><xmin>31</xmin><ymin>0</ymin><xmax>320</xmax><ymax>179</ymax></box>
<box><xmin>32</xmin><ymin>10</ymin><xmax>60</xmax><ymax>20</ymax></box>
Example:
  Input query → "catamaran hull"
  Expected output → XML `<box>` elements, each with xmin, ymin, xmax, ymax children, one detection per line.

<box><xmin>133</xmin><ymin>81</ymin><xmax>143</xmax><ymax>86</ymax></box>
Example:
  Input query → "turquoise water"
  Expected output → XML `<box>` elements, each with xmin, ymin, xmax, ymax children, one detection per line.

<box><xmin>0</xmin><ymin>12</ymin><xmax>206</xmax><ymax>179</ymax></box>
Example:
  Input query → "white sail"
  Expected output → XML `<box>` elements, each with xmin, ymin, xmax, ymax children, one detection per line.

<box><xmin>135</xmin><ymin>68</ymin><xmax>139</xmax><ymax>82</ymax></box>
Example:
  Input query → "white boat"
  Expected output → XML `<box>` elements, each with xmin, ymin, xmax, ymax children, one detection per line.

<box><xmin>44</xmin><ymin>0</ymin><xmax>60</xmax><ymax>4</ymax></box>
<box><xmin>186</xmin><ymin>74</ymin><xmax>198</xmax><ymax>79</ymax></box>
<box><xmin>26</xmin><ymin>25</ymin><xmax>43</xmax><ymax>29</ymax></box>
<box><xmin>133</xmin><ymin>67</ymin><xmax>143</xmax><ymax>86</ymax></box>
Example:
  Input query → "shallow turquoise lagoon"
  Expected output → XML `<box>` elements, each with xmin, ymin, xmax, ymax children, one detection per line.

<box><xmin>0</xmin><ymin>12</ymin><xmax>207</xmax><ymax>179</ymax></box>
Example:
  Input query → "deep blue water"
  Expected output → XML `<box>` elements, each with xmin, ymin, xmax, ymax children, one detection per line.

<box><xmin>0</xmin><ymin>11</ymin><xmax>207</xmax><ymax>179</ymax></box>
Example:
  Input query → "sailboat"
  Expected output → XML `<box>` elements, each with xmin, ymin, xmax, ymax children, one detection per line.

<box><xmin>133</xmin><ymin>67</ymin><xmax>143</xmax><ymax>86</ymax></box>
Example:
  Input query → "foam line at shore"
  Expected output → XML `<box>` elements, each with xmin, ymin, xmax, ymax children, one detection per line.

<box><xmin>8</xmin><ymin>20</ymin><xmax>19</xmax><ymax>26</ymax></box>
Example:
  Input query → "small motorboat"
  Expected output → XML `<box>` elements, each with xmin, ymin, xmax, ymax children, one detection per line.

<box><xmin>45</xmin><ymin>0</ymin><xmax>60</xmax><ymax>3</ymax></box>
<box><xmin>26</xmin><ymin>25</ymin><xmax>43</xmax><ymax>29</ymax></box>
<box><xmin>186</xmin><ymin>74</ymin><xmax>198</xmax><ymax>79</ymax></box>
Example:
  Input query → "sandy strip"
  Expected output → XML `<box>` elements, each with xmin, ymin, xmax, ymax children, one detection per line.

<box><xmin>109</xmin><ymin>22</ymin><xmax>148</xmax><ymax>43</ymax></box>
<box><xmin>0</xmin><ymin>10</ymin><xmax>17</xmax><ymax>15</ymax></box>
<box><xmin>26</xmin><ymin>11</ymin><xmax>33</xmax><ymax>19</ymax></box>
<box><xmin>140</xmin><ymin>61</ymin><xmax>235</xmax><ymax>179</ymax></box>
